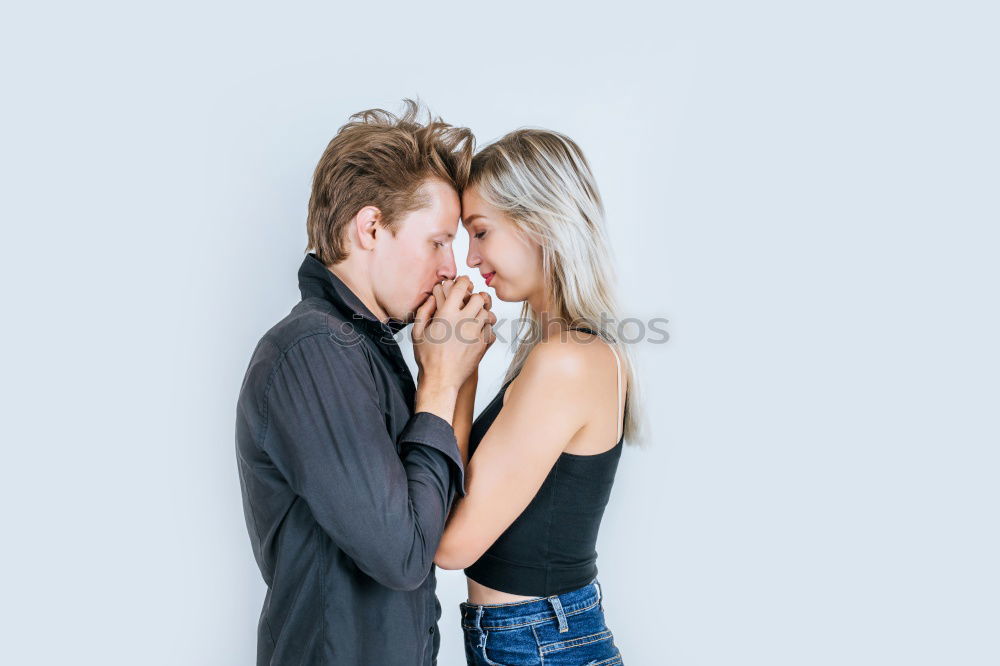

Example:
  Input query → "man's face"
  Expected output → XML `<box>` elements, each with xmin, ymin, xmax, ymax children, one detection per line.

<box><xmin>371</xmin><ymin>178</ymin><xmax>460</xmax><ymax>323</ymax></box>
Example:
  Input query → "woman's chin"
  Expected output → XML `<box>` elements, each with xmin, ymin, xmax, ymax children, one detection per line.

<box><xmin>493</xmin><ymin>292</ymin><xmax>524</xmax><ymax>305</ymax></box>
<box><xmin>490</xmin><ymin>279</ymin><xmax>526</xmax><ymax>303</ymax></box>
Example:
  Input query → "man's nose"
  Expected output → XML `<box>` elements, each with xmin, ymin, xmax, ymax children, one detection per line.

<box><xmin>439</xmin><ymin>251</ymin><xmax>457</xmax><ymax>281</ymax></box>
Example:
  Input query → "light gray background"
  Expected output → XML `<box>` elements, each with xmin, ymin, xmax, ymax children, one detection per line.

<box><xmin>2</xmin><ymin>1</ymin><xmax>997</xmax><ymax>664</ymax></box>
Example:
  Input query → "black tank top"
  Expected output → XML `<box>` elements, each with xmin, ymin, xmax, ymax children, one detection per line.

<box><xmin>463</xmin><ymin>329</ymin><xmax>625</xmax><ymax>597</ymax></box>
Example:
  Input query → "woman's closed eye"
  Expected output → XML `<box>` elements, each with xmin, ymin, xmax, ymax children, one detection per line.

<box><xmin>474</xmin><ymin>231</ymin><xmax>486</xmax><ymax>240</ymax></box>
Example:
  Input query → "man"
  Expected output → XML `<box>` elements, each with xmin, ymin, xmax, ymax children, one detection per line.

<box><xmin>235</xmin><ymin>100</ymin><xmax>495</xmax><ymax>664</ymax></box>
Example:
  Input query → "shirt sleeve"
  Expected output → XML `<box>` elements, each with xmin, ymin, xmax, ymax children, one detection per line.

<box><xmin>259</xmin><ymin>332</ymin><xmax>465</xmax><ymax>591</ymax></box>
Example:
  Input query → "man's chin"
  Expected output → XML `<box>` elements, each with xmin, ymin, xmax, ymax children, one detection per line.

<box><xmin>391</xmin><ymin>309</ymin><xmax>417</xmax><ymax>326</ymax></box>
<box><xmin>398</xmin><ymin>296</ymin><xmax>433</xmax><ymax>325</ymax></box>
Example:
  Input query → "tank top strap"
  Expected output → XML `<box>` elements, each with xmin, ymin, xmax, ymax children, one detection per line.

<box><xmin>569</xmin><ymin>327</ymin><xmax>624</xmax><ymax>443</ymax></box>
<box><xmin>608</xmin><ymin>344</ymin><xmax>623</xmax><ymax>442</ymax></box>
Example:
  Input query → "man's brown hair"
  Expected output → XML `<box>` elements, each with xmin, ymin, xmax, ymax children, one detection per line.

<box><xmin>306</xmin><ymin>99</ymin><xmax>474</xmax><ymax>265</ymax></box>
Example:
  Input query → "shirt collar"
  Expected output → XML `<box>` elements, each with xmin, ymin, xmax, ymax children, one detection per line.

<box><xmin>297</xmin><ymin>253</ymin><xmax>409</xmax><ymax>338</ymax></box>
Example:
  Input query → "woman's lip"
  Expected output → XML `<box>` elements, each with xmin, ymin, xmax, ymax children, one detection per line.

<box><xmin>483</xmin><ymin>272</ymin><xmax>496</xmax><ymax>285</ymax></box>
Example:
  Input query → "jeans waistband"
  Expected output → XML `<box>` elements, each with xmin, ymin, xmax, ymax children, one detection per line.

<box><xmin>459</xmin><ymin>579</ymin><xmax>602</xmax><ymax>631</ymax></box>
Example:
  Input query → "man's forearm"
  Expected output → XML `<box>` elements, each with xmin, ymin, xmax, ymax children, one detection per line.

<box><xmin>414</xmin><ymin>378</ymin><xmax>461</xmax><ymax>426</ymax></box>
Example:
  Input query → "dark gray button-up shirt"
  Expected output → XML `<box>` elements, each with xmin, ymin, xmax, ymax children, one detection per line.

<box><xmin>236</xmin><ymin>253</ymin><xmax>466</xmax><ymax>665</ymax></box>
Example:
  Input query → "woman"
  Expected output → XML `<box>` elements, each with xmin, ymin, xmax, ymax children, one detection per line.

<box><xmin>432</xmin><ymin>129</ymin><xmax>643</xmax><ymax>665</ymax></box>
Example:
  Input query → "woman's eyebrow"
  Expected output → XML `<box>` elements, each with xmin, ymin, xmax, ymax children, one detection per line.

<box><xmin>461</xmin><ymin>214</ymin><xmax>484</xmax><ymax>226</ymax></box>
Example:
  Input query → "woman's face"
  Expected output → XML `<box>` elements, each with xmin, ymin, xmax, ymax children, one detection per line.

<box><xmin>461</xmin><ymin>186</ymin><xmax>545</xmax><ymax>304</ymax></box>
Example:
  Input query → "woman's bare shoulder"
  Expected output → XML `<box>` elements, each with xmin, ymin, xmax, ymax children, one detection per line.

<box><xmin>516</xmin><ymin>329</ymin><xmax>616</xmax><ymax>392</ymax></box>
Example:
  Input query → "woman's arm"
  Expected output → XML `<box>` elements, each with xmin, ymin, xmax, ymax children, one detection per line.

<box><xmin>453</xmin><ymin>368</ymin><xmax>478</xmax><ymax>468</ymax></box>
<box><xmin>434</xmin><ymin>339</ymin><xmax>591</xmax><ymax>570</ymax></box>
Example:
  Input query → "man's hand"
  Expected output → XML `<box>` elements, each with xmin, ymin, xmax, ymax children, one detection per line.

<box><xmin>439</xmin><ymin>278</ymin><xmax>496</xmax><ymax>349</ymax></box>
<box><xmin>439</xmin><ymin>277</ymin><xmax>496</xmax><ymax>351</ymax></box>
<box><xmin>412</xmin><ymin>276</ymin><xmax>496</xmax><ymax>387</ymax></box>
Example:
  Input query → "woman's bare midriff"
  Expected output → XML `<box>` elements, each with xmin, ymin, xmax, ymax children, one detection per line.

<box><xmin>466</xmin><ymin>576</ymin><xmax>543</xmax><ymax>605</ymax></box>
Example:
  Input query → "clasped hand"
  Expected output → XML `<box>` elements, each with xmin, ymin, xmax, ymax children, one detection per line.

<box><xmin>411</xmin><ymin>276</ymin><xmax>497</xmax><ymax>390</ymax></box>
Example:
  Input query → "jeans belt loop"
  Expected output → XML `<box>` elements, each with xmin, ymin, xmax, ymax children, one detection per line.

<box><xmin>475</xmin><ymin>606</ymin><xmax>487</xmax><ymax>648</ymax></box>
<box><xmin>548</xmin><ymin>595</ymin><xmax>570</xmax><ymax>633</ymax></box>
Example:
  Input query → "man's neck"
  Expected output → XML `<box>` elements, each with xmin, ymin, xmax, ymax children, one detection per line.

<box><xmin>327</xmin><ymin>259</ymin><xmax>390</xmax><ymax>323</ymax></box>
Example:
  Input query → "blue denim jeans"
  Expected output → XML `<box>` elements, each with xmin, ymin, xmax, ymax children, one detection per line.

<box><xmin>459</xmin><ymin>579</ymin><xmax>623</xmax><ymax>665</ymax></box>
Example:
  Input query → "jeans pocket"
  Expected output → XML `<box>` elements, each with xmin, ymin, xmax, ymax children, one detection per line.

<box><xmin>465</xmin><ymin>626</ymin><xmax>541</xmax><ymax>666</ymax></box>
<box><xmin>531</xmin><ymin>606</ymin><xmax>622</xmax><ymax>665</ymax></box>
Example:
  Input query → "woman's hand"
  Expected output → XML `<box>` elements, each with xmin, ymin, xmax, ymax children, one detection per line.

<box><xmin>438</xmin><ymin>278</ymin><xmax>496</xmax><ymax>350</ymax></box>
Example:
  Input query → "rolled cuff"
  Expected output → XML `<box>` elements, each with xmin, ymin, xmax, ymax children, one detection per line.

<box><xmin>399</xmin><ymin>411</ymin><xmax>466</xmax><ymax>497</ymax></box>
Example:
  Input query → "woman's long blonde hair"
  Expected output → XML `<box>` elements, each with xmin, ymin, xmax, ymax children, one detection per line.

<box><xmin>469</xmin><ymin>129</ymin><xmax>645</xmax><ymax>445</ymax></box>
